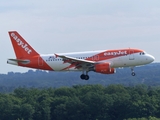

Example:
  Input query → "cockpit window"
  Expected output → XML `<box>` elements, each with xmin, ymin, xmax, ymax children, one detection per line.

<box><xmin>140</xmin><ymin>52</ymin><xmax>145</xmax><ymax>55</ymax></box>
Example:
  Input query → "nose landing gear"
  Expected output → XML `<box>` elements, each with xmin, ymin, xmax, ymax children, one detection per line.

<box><xmin>131</xmin><ymin>72</ymin><xmax>136</xmax><ymax>76</ymax></box>
<box><xmin>131</xmin><ymin>67</ymin><xmax>136</xmax><ymax>76</ymax></box>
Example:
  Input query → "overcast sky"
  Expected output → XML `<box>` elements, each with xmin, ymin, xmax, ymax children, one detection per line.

<box><xmin>0</xmin><ymin>0</ymin><xmax>160</xmax><ymax>74</ymax></box>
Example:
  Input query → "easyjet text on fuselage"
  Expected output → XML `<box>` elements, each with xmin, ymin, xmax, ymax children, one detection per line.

<box><xmin>104</xmin><ymin>51</ymin><xmax>127</xmax><ymax>56</ymax></box>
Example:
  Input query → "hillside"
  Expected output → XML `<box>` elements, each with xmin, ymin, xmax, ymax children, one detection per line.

<box><xmin>0</xmin><ymin>63</ymin><xmax>159</xmax><ymax>91</ymax></box>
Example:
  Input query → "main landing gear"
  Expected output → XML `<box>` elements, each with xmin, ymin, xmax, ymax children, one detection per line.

<box><xmin>131</xmin><ymin>67</ymin><xmax>136</xmax><ymax>76</ymax></box>
<box><xmin>80</xmin><ymin>71</ymin><xmax>89</xmax><ymax>80</ymax></box>
<box><xmin>80</xmin><ymin>74</ymin><xmax>89</xmax><ymax>80</ymax></box>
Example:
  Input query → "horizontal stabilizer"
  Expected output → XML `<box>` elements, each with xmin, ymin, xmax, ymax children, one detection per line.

<box><xmin>7</xmin><ymin>59</ymin><xmax>30</xmax><ymax>65</ymax></box>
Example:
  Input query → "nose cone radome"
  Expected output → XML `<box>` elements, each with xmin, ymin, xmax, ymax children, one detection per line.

<box><xmin>148</xmin><ymin>55</ymin><xmax>155</xmax><ymax>63</ymax></box>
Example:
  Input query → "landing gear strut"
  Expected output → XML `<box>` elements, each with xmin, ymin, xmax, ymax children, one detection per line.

<box><xmin>131</xmin><ymin>67</ymin><xmax>136</xmax><ymax>76</ymax></box>
<box><xmin>80</xmin><ymin>71</ymin><xmax>89</xmax><ymax>80</ymax></box>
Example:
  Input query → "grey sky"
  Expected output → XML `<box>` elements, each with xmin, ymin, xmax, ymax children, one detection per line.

<box><xmin>0</xmin><ymin>0</ymin><xmax>160</xmax><ymax>73</ymax></box>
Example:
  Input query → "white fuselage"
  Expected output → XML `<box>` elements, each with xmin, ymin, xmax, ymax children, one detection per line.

<box><xmin>39</xmin><ymin>50</ymin><xmax>154</xmax><ymax>71</ymax></box>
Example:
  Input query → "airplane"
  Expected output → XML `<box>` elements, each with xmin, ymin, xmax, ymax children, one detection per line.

<box><xmin>7</xmin><ymin>31</ymin><xmax>155</xmax><ymax>80</ymax></box>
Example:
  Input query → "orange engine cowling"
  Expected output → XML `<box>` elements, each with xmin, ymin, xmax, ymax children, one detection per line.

<box><xmin>94</xmin><ymin>63</ymin><xmax>115</xmax><ymax>74</ymax></box>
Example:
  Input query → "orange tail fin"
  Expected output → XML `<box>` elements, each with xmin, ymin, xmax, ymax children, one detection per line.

<box><xmin>8</xmin><ymin>31</ymin><xmax>39</xmax><ymax>59</ymax></box>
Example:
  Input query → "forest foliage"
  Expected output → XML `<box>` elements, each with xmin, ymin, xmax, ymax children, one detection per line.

<box><xmin>1</xmin><ymin>85</ymin><xmax>160</xmax><ymax>120</ymax></box>
<box><xmin>0</xmin><ymin>63</ymin><xmax>159</xmax><ymax>93</ymax></box>
<box><xmin>0</xmin><ymin>63</ymin><xmax>160</xmax><ymax>119</ymax></box>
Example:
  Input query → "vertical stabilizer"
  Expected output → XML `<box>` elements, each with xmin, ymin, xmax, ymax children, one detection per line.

<box><xmin>8</xmin><ymin>31</ymin><xmax>39</xmax><ymax>59</ymax></box>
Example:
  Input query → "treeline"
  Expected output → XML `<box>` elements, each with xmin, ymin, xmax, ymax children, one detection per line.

<box><xmin>0</xmin><ymin>63</ymin><xmax>160</xmax><ymax>91</ymax></box>
<box><xmin>1</xmin><ymin>84</ymin><xmax>160</xmax><ymax>120</ymax></box>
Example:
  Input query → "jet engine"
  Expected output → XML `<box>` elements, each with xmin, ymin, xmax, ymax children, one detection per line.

<box><xmin>94</xmin><ymin>63</ymin><xmax>115</xmax><ymax>74</ymax></box>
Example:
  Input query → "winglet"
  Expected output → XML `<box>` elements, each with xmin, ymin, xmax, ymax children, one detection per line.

<box><xmin>54</xmin><ymin>53</ymin><xmax>59</xmax><ymax>58</ymax></box>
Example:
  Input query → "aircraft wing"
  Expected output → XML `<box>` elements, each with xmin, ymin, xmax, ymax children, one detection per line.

<box><xmin>55</xmin><ymin>54</ymin><xmax>95</xmax><ymax>69</ymax></box>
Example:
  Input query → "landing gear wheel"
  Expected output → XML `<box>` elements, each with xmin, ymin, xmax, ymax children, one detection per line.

<box><xmin>80</xmin><ymin>74</ymin><xmax>90</xmax><ymax>80</ymax></box>
<box><xmin>84</xmin><ymin>75</ymin><xmax>89</xmax><ymax>80</ymax></box>
<box><xmin>132</xmin><ymin>72</ymin><xmax>136</xmax><ymax>76</ymax></box>
<box><xmin>80</xmin><ymin>74</ymin><xmax>85</xmax><ymax>80</ymax></box>
<box><xmin>80</xmin><ymin>70</ymin><xmax>90</xmax><ymax>80</ymax></box>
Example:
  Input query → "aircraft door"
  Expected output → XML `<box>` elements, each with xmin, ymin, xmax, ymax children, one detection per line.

<box><xmin>38</xmin><ymin>57</ymin><xmax>43</xmax><ymax>66</ymax></box>
<box><xmin>92</xmin><ymin>55</ymin><xmax>99</xmax><ymax>61</ymax></box>
<box><xmin>129</xmin><ymin>50</ymin><xmax>134</xmax><ymax>60</ymax></box>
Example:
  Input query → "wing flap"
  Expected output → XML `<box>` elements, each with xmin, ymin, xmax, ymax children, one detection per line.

<box><xmin>55</xmin><ymin>54</ymin><xmax>95</xmax><ymax>70</ymax></box>
<box><xmin>56</xmin><ymin>54</ymin><xmax>95</xmax><ymax>64</ymax></box>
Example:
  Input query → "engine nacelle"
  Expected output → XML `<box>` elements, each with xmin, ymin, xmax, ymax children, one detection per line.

<box><xmin>94</xmin><ymin>63</ymin><xmax>116</xmax><ymax>74</ymax></box>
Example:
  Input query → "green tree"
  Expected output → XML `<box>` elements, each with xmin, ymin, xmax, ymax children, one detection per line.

<box><xmin>20</xmin><ymin>104</ymin><xmax>34</xmax><ymax>120</ymax></box>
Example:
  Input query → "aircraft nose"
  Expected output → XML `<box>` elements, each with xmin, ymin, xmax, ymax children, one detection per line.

<box><xmin>148</xmin><ymin>55</ymin><xmax>155</xmax><ymax>62</ymax></box>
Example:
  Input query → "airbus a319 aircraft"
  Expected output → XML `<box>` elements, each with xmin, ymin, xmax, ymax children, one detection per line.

<box><xmin>7</xmin><ymin>31</ymin><xmax>155</xmax><ymax>80</ymax></box>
